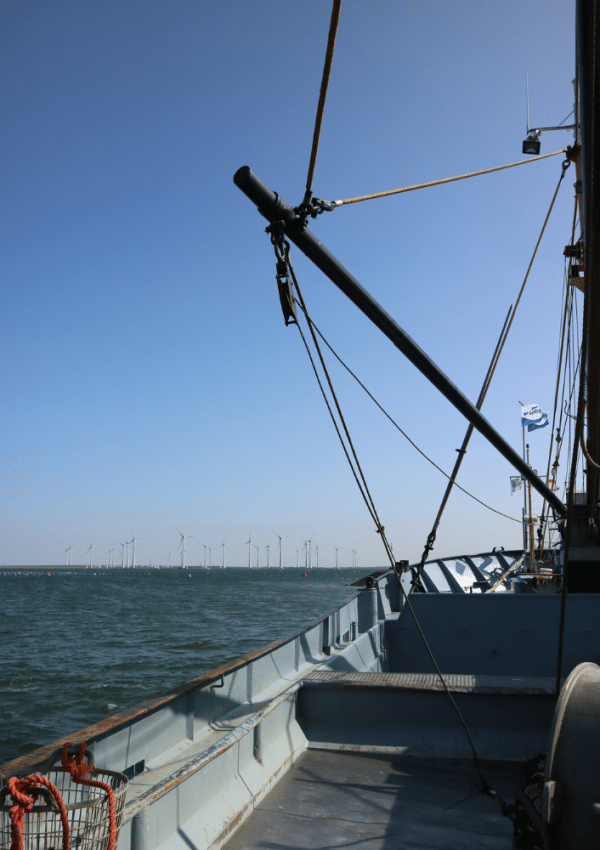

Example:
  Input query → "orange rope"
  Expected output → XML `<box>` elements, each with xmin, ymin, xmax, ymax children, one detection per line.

<box><xmin>61</xmin><ymin>742</ymin><xmax>118</xmax><ymax>850</ymax></box>
<box><xmin>8</xmin><ymin>774</ymin><xmax>70</xmax><ymax>850</ymax></box>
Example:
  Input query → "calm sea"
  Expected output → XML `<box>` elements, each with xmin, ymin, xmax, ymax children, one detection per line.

<box><xmin>0</xmin><ymin>567</ymin><xmax>370</xmax><ymax>766</ymax></box>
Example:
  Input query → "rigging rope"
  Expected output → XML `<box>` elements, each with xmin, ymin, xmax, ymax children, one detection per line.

<box><xmin>415</xmin><ymin>156</ymin><xmax>571</xmax><ymax>573</ymax></box>
<box><xmin>330</xmin><ymin>149</ymin><xmax>567</xmax><ymax>207</ymax></box>
<box><xmin>287</xmin><ymin>255</ymin><xmax>388</xmax><ymax>541</ymax></box>
<box><xmin>304</xmin><ymin>0</ymin><xmax>342</xmax><ymax>202</ymax></box>
<box><xmin>295</xmin><ymin>301</ymin><xmax>519</xmax><ymax>524</ymax></box>
<box><xmin>279</xmin><ymin>242</ymin><xmax>512</xmax><ymax>816</ymax></box>
<box><xmin>536</xmin><ymin>198</ymin><xmax>580</xmax><ymax>559</ymax></box>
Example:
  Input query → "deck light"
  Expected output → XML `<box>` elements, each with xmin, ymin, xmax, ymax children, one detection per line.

<box><xmin>523</xmin><ymin>131</ymin><xmax>541</xmax><ymax>155</ymax></box>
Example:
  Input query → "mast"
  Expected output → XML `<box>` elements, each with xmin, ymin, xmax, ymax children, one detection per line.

<box><xmin>577</xmin><ymin>0</ymin><xmax>600</xmax><ymax>512</ymax></box>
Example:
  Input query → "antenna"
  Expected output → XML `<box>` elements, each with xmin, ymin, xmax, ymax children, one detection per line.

<box><xmin>522</xmin><ymin>70</ymin><xmax>576</xmax><ymax>154</ymax></box>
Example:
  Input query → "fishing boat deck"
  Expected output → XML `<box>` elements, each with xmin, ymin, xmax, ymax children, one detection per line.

<box><xmin>222</xmin><ymin>749</ymin><xmax>521</xmax><ymax>850</ymax></box>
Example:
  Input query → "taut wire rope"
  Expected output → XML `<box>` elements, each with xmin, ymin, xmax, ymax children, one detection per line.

<box><xmin>294</xmin><ymin>299</ymin><xmax>519</xmax><ymax>524</ymax></box>
<box><xmin>415</xmin><ymin>156</ymin><xmax>571</xmax><ymax>574</ymax></box>
<box><xmin>536</xmin><ymin>198</ymin><xmax>580</xmax><ymax>560</ymax></box>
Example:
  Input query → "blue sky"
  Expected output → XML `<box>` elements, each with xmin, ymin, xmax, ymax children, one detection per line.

<box><xmin>2</xmin><ymin>1</ymin><xmax>578</xmax><ymax>567</ymax></box>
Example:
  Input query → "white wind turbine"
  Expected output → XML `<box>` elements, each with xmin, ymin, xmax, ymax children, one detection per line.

<box><xmin>86</xmin><ymin>544</ymin><xmax>93</xmax><ymax>569</ymax></box>
<box><xmin>130</xmin><ymin>536</ymin><xmax>141</xmax><ymax>569</ymax></box>
<box><xmin>334</xmin><ymin>546</ymin><xmax>342</xmax><ymax>570</ymax></box>
<box><xmin>218</xmin><ymin>541</ymin><xmax>227</xmax><ymax>569</ymax></box>
<box><xmin>65</xmin><ymin>546</ymin><xmax>72</xmax><ymax>567</ymax></box>
<box><xmin>274</xmin><ymin>533</ymin><xmax>290</xmax><ymax>570</ymax></box>
<box><xmin>177</xmin><ymin>529</ymin><xmax>195</xmax><ymax>569</ymax></box>
<box><xmin>252</xmin><ymin>543</ymin><xmax>260</xmax><ymax>569</ymax></box>
<box><xmin>242</xmin><ymin>533</ymin><xmax>252</xmax><ymax>569</ymax></box>
<box><xmin>303</xmin><ymin>535</ymin><xmax>315</xmax><ymax>570</ymax></box>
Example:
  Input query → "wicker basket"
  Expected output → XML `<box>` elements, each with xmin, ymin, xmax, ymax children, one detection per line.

<box><xmin>0</xmin><ymin>750</ymin><xmax>128</xmax><ymax>850</ymax></box>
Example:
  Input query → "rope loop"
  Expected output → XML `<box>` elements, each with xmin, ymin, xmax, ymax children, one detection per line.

<box><xmin>61</xmin><ymin>742</ymin><xmax>118</xmax><ymax>850</ymax></box>
<box><xmin>8</xmin><ymin>775</ymin><xmax>70</xmax><ymax>850</ymax></box>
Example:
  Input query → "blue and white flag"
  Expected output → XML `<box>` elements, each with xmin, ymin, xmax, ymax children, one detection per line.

<box><xmin>521</xmin><ymin>403</ymin><xmax>549</xmax><ymax>432</ymax></box>
<box><xmin>510</xmin><ymin>476</ymin><xmax>523</xmax><ymax>495</ymax></box>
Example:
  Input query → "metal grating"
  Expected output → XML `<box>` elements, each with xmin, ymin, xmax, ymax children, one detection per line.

<box><xmin>303</xmin><ymin>670</ymin><xmax>556</xmax><ymax>694</ymax></box>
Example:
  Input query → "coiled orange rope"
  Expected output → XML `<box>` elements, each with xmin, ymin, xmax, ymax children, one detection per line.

<box><xmin>8</xmin><ymin>774</ymin><xmax>70</xmax><ymax>850</ymax></box>
<box><xmin>7</xmin><ymin>742</ymin><xmax>118</xmax><ymax>850</ymax></box>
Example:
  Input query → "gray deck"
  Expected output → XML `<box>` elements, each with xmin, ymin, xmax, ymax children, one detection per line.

<box><xmin>223</xmin><ymin>749</ymin><xmax>521</xmax><ymax>850</ymax></box>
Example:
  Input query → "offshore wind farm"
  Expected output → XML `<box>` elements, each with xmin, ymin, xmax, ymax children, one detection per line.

<box><xmin>2</xmin><ymin>534</ymin><xmax>363</xmax><ymax>571</ymax></box>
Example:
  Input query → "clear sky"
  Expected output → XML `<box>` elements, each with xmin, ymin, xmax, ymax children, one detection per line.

<box><xmin>2</xmin><ymin>1</ymin><xmax>578</xmax><ymax>568</ymax></box>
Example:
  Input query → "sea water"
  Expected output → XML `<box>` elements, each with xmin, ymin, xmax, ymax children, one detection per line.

<box><xmin>0</xmin><ymin>567</ymin><xmax>370</xmax><ymax>765</ymax></box>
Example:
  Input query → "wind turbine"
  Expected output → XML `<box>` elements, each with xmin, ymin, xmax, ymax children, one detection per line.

<box><xmin>124</xmin><ymin>540</ymin><xmax>130</xmax><ymax>568</ymax></box>
<box><xmin>177</xmin><ymin>529</ymin><xmax>195</xmax><ymax>569</ymax></box>
<box><xmin>86</xmin><ymin>544</ymin><xmax>93</xmax><ymax>569</ymax></box>
<box><xmin>130</xmin><ymin>536</ymin><xmax>141</xmax><ymax>569</ymax></box>
<box><xmin>202</xmin><ymin>544</ymin><xmax>208</xmax><ymax>569</ymax></box>
<box><xmin>334</xmin><ymin>546</ymin><xmax>342</xmax><ymax>570</ymax></box>
<box><xmin>65</xmin><ymin>546</ymin><xmax>72</xmax><ymax>567</ymax></box>
<box><xmin>108</xmin><ymin>549</ymin><xmax>115</xmax><ymax>568</ymax></box>
<box><xmin>218</xmin><ymin>541</ymin><xmax>227</xmax><ymax>569</ymax></box>
<box><xmin>274</xmin><ymin>533</ymin><xmax>290</xmax><ymax>570</ymax></box>
<box><xmin>304</xmin><ymin>535</ymin><xmax>315</xmax><ymax>570</ymax></box>
<box><xmin>120</xmin><ymin>542</ymin><xmax>126</xmax><ymax>569</ymax></box>
<box><xmin>265</xmin><ymin>544</ymin><xmax>270</xmax><ymax>568</ymax></box>
<box><xmin>252</xmin><ymin>543</ymin><xmax>260</xmax><ymax>569</ymax></box>
<box><xmin>243</xmin><ymin>533</ymin><xmax>252</xmax><ymax>569</ymax></box>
